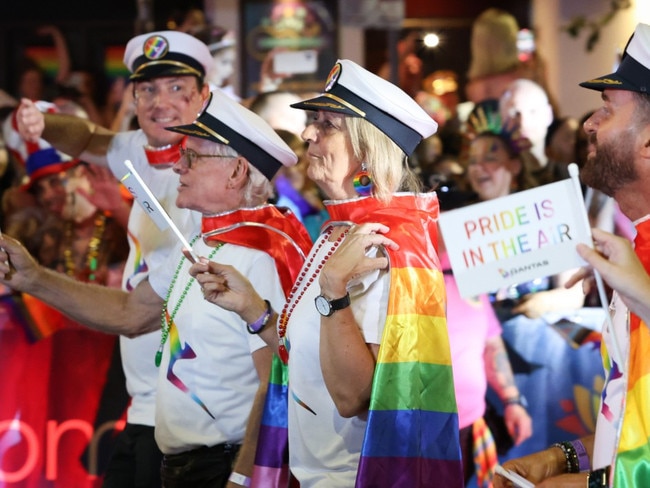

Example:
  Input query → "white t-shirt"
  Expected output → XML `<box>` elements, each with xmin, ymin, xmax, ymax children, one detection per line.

<box><xmin>286</xmin><ymin>231</ymin><xmax>388</xmax><ymax>487</ymax></box>
<box><xmin>107</xmin><ymin>130</ymin><xmax>200</xmax><ymax>426</ymax></box>
<box><xmin>149</xmin><ymin>237</ymin><xmax>285</xmax><ymax>454</ymax></box>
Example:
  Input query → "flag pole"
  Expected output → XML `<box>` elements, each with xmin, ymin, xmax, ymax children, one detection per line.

<box><xmin>568</xmin><ymin>163</ymin><xmax>622</xmax><ymax>361</ymax></box>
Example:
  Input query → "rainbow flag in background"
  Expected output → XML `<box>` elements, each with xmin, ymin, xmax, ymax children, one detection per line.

<box><xmin>326</xmin><ymin>194</ymin><xmax>464</xmax><ymax>488</ymax></box>
<box><xmin>613</xmin><ymin>218</ymin><xmax>650</xmax><ymax>486</ymax></box>
<box><xmin>24</xmin><ymin>46</ymin><xmax>60</xmax><ymax>78</ymax></box>
<box><xmin>104</xmin><ymin>45</ymin><xmax>130</xmax><ymax>79</ymax></box>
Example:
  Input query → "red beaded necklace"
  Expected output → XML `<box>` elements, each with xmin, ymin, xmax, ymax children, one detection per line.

<box><xmin>277</xmin><ymin>226</ymin><xmax>349</xmax><ymax>363</ymax></box>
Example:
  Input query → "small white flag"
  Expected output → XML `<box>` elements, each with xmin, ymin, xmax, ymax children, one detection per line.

<box><xmin>120</xmin><ymin>160</ymin><xmax>197</xmax><ymax>262</ymax></box>
<box><xmin>439</xmin><ymin>164</ymin><xmax>592</xmax><ymax>298</ymax></box>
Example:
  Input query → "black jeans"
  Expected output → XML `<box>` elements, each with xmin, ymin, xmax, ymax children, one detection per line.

<box><xmin>102</xmin><ymin>423</ymin><xmax>163</xmax><ymax>488</ymax></box>
<box><xmin>161</xmin><ymin>443</ymin><xmax>241</xmax><ymax>488</ymax></box>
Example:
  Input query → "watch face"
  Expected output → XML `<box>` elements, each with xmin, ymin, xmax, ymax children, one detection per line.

<box><xmin>314</xmin><ymin>295</ymin><xmax>332</xmax><ymax>316</ymax></box>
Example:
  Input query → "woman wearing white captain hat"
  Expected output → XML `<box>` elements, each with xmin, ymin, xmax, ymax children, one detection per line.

<box><xmin>192</xmin><ymin>59</ymin><xmax>464</xmax><ymax>488</ymax></box>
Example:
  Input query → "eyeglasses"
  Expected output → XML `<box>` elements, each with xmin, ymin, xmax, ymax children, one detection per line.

<box><xmin>179</xmin><ymin>147</ymin><xmax>234</xmax><ymax>169</ymax></box>
<box><xmin>134</xmin><ymin>82</ymin><xmax>197</xmax><ymax>104</ymax></box>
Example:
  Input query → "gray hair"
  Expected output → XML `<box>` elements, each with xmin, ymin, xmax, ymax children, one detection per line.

<box><xmin>632</xmin><ymin>91</ymin><xmax>650</xmax><ymax>127</ymax></box>
<box><xmin>212</xmin><ymin>142</ymin><xmax>274</xmax><ymax>207</ymax></box>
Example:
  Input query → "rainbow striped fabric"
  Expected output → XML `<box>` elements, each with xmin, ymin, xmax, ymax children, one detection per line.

<box><xmin>613</xmin><ymin>218</ymin><xmax>650</xmax><ymax>486</ymax></box>
<box><xmin>326</xmin><ymin>193</ymin><xmax>464</xmax><ymax>488</ymax></box>
<box><xmin>202</xmin><ymin>205</ymin><xmax>312</xmax><ymax>487</ymax></box>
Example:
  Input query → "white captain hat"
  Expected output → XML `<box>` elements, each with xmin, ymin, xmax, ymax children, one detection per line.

<box><xmin>291</xmin><ymin>59</ymin><xmax>438</xmax><ymax>155</ymax></box>
<box><xmin>124</xmin><ymin>30</ymin><xmax>213</xmax><ymax>81</ymax></box>
<box><xmin>166</xmin><ymin>89</ymin><xmax>298</xmax><ymax>181</ymax></box>
<box><xmin>580</xmin><ymin>23</ymin><xmax>650</xmax><ymax>93</ymax></box>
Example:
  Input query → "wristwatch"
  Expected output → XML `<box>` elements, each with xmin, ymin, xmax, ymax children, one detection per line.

<box><xmin>314</xmin><ymin>293</ymin><xmax>351</xmax><ymax>317</ymax></box>
<box><xmin>503</xmin><ymin>394</ymin><xmax>528</xmax><ymax>409</ymax></box>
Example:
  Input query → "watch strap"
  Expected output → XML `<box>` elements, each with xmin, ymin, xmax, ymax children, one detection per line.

<box><xmin>503</xmin><ymin>395</ymin><xmax>527</xmax><ymax>408</ymax></box>
<box><xmin>328</xmin><ymin>293</ymin><xmax>351</xmax><ymax>312</ymax></box>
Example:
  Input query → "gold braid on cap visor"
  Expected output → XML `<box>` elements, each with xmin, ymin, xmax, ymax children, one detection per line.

<box><xmin>307</xmin><ymin>93</ymin><xmax>366</xmax><ymax>117</ymax></box>
<box><xmin>194</xmin><ymin>120</ymin><xmax>230</xmax><ymax>145</ymax></box>
<box><xmin>133</xmin><ymin>60</ymin><xmax>203</xmax><ymax>78</ymax></box>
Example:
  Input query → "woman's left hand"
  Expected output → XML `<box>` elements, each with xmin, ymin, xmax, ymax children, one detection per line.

<box><xmin>319</xmin><ymin>223</ymin><xmax>398</xmax><ymax>298</ymax></box>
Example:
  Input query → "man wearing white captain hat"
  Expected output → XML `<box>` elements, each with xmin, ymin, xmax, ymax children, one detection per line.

<box><xmin>495</xmin><ymin>22</ymin><xmax>650</xmax><ymax>488</ymax></box>
<box><xmin>15</xmin><ymin>30</ymin><xmax>212</xmax><ymax>487</ymax></box>
<box><xmin>0</xmin><ymin>88</ymin><xmax>311</xmax><ymax>487</ymax></box>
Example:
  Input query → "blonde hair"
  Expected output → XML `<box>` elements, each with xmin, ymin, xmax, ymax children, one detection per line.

<box><xmin>345</xmin><ymin>116</ymin><xmax>421</xmax><ymax>202</ymax></box>
<box><xmin>467</xmin><ymin>8</ymin><xmax>520</xmax><ymax>80</ymax></box>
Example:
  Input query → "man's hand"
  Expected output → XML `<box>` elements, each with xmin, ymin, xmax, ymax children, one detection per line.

<box><xmin>0</xmin><ymin>234</ymin><xmax>43</xmax><ymax>292</ymax></box>
<box><xmin>16</xmin><ymin>98</ymin><xmax>46</xmax><ymax>142</ymax></box>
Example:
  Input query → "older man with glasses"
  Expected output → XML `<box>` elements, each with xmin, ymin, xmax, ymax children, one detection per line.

<box><xmin>10</xmin><ymin>86</ymin><xmax>312</xmax><ymax>487</ymax></box>
<box><xmin>15</xmin><ymin>30</ymin><xmax>212</xmax><ymax>488</ymax></box>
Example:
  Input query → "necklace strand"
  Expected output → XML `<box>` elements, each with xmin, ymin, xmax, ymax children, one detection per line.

<box><xmin>63</xmin><ymin>213</ymin><xmax>107</xmax><ymax>283</ymax></box>
<box><xmin>277</xmin><ymin>227</ymin><xmax>348</xmax><ymax>362</ymax></box>
<box><xmin>155</xmin><ymin>236</ymin><xmax>224</xmax><ymax>367</ymax></box>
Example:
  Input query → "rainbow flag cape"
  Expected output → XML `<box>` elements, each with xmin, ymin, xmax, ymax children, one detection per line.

<box><xmin>612</xmin><ymin>217</ymin><xmax>650</xmax><ymax>486</ymax></box>
<box><xmin>325</xmin><ymin>193</ymin><xmax>464</xmax><ymax>488</ymax></box>
<box><xmin>202</xmin><ymin>204</ymin><xmax>312</xmax><ymax>487</ymax></box>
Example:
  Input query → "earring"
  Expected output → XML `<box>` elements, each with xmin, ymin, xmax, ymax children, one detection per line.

<box><xmin>353</xmin><ymin>162</ymin><xmax>373</xmax><ymax>196</ymax></box>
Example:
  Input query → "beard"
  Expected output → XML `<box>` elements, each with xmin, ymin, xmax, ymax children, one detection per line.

<box><xmin>580</xmin><ymin>130</ymin><xmax>637</xmax><ymax>197</ymax></box>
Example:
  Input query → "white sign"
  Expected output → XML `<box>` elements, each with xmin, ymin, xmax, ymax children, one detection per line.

<box><xmin>439</xmin><ymin>168</ymin><xmax>592</xmax><ymax>298</ymax></box>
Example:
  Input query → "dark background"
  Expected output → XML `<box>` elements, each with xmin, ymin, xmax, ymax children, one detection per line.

<box><xmin>0</xmin><ymin>0</ymin><xmax>531</xmax><ymax>103</ymax></box>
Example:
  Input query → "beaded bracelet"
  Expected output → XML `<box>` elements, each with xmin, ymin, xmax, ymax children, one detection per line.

<box><xmin>569</xmin><ymin>439</ymin><xmax>590</xmax><ymax>472</ymax></box>
<box><xmin>552</xmin><ymin>441</ymin><xmax>579</xmax><ymax>473</ymax></box>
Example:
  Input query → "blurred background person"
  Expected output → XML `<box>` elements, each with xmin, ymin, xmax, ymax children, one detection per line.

<box><xmin>377</xmin><ymin>29</ymin><xmax>423</xmax><ymax>98</ymax></box>
<box><xmin>273</xmin><ymin>128</ymin><xmax>327</xmax><ymax>240</ymax></box>
<box><xmin>499</xmin><ymin>78</ymin><xmax>563</xmax><ymax>184</ymax></box>
<box><xmin>15</xmin><ymin>25</ymin><xmax>71</xmax><ymax>103</ymax></box>
<box><xmin>1</xmin><ymin>144</ymin><xmax>130</xmax><ymax>486</ymax></box>
<box><xmin>466</xmin><ymin>9</ymin><xmax>556</xmax><ymax>112</ymax></box>
<box><xmin>544</xmin><ymin>116</ymin><xmax>579</xmax><ymax>166</ymax></box>
<box><xmin>465</xmin><ymin>9</ymin><xmax>525</xmax><ymax>105</ymax></box>
<box><xmin>247</xmin><ymin>89</ymin><xmax>307</xmax><ymax>136</ymax></box>
<box><xmin>193</xmin><ymin>24</ymin><xmax>240</xmax><ymax>100</ymax></box>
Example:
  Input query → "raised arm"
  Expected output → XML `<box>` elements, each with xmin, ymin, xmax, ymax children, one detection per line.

<box><xmin>0</xmin><ymin>234</ymin><xmax>161</xmax><ymax>336</ymax></box>
<box><xmin>189</xmin><ymin>258</ymin><xmax>280</xmax><ymax>355</ymax></box>
<box><xmin>16</xmin><ymin>98</ymin><xmax>114</xmax><ymax>167</ymax></box>
<box><xmin>37</xmin><ymin>25</ymin><xmax>71</xmax><ymax>85</ymax></box>
<box><xmin>318</xmin><ymin>224</ymin><xmax>398</xmax><ymax>418</ymax></box>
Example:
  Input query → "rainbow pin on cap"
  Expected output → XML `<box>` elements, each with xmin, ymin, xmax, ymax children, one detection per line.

<box><xmin>124</xmin><ymin>30</ymin><xmax>214</xmax><ymax>81</ymax></box>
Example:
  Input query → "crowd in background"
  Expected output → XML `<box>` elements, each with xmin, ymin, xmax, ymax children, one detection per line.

<box><xmin>0</xmin><ymin>6</ymin><xmax>633</xmax><ymax>488</ymax></box>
